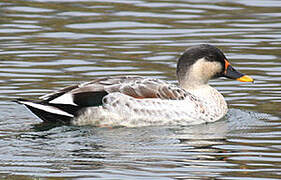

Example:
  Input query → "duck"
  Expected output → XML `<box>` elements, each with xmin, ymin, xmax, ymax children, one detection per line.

<box><xmin>16</xmin><ymin>44</ymin><xmax>253</xmax><ymax>127</ymax></box>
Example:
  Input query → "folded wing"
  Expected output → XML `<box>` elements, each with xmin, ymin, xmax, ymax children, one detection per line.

<box><xmin>17</xmin><ymin>76</ymin><xmax>188</xmax><ymax>123</ymax></box>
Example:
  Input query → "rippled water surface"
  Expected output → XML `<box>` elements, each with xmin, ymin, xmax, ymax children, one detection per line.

<box><xmin>0</xmin><ymin>0</ymin><xmax>281</xmax><ymax>179</ymax></box>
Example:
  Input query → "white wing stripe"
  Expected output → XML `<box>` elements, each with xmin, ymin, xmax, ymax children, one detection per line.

<box><xmin>21</xmin><ymin>101</ymin><xmax>74</xmax><ymax>117</ymax></box>
<box><xmin>49</xmin><ymin>93</ymin><xmax>77</xmax><ymax>106</ymax></box>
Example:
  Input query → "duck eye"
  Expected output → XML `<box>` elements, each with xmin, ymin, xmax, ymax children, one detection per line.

<box><xmin>206</xmin><ymin>55</ymin><xmax>215</xmax><ymax>61</ymax></box>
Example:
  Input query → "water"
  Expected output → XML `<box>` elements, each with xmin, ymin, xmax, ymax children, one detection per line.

<box><xmin>0</xmin><ymin>0</ymin><xmax>281</xmax><ymax>179</ymax></box>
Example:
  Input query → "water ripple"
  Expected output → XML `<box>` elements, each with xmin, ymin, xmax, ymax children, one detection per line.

<box><xmin>0</xmin><ymin>0</ymin><xmax>280</xmax><ymax>179</ymax></box>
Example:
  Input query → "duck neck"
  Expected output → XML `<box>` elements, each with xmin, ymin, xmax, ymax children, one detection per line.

<box><xmin>180</xmin><ymin>80</ymin><xmax>226</xmax><ymax>108</ymax></box>
<box><xmin>181</xmin><ymin>81</ymin><xmax>212</xmax><ymax>98</ymax></box>
<box><xmin>179</xmin><ymin>71</ymin><xmax>209</xmax><ymax>91</ymax></box>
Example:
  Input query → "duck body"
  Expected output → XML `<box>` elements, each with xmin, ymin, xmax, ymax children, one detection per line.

<box><xmin>16</xmin><ymin>44</ymin><xmax>253</xmax><ymax>127</ymax></box>
<box><xmin>71</xmin><ymin>77</ymin><xmax>227</xmax><ymax>127</ymax></box>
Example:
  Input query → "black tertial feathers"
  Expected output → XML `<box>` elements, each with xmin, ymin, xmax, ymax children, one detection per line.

<box><xmin>73</xmin><ymin>91</ymin><xmax>108</xmax><ymax>106</ymax></box>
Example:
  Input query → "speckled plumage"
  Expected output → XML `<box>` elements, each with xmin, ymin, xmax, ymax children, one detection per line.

<box><xmin>72</xmin><ymin>84</ymin><xmax>227</xmax><ymax>127</ymax></box>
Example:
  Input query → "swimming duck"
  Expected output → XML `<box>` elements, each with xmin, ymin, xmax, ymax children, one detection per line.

<box><xmin>16</xmin><ymin>44</ymin><xmax>253</xmax><ymax>127</ymax></box>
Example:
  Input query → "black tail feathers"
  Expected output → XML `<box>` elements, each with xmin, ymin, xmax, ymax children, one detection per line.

<box><xmin>15</xmin><ymin>99</ymin><xmax>80</xmax><ymax>124</ymax></box>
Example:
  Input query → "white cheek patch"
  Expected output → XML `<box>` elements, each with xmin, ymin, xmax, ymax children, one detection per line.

<box><xmin>49</xmin><ymin>93</ymin><xmax>77</xmax><ymax>106</ymax></box>
<box><xmin>203</xmin><ymin>61</ymin><xmax>222</xmax><ymax>77</ymax></box>
<box><xmin>193</xmin><ymin>59</ymin><xmax>222</xmax><ymax>79</ymax></box>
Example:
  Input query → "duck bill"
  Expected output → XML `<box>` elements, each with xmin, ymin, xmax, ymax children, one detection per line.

<box><xmin>224</xmin><ymin>60</ymin><xmax>254</xmax><ymax>82</ymax></box>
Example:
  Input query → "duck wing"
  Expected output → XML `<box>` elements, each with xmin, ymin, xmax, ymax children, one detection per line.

<box><xmin>40</xmin><ymin>76</ymin><xmax>187</xmax><ymax>105</ymax></box>
<box><xmin>17</xmin><ymin>76</ymin><xmax>187</xmax><ymax>123</ymax></box>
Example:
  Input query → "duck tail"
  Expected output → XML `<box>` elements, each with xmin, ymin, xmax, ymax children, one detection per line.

<box><xmin>15</xmin><ymin>98</ymin><xmax>77</xmax><ymax>124</ymax></box>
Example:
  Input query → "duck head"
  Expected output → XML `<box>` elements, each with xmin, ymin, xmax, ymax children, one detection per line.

<box><xmin>177</xmin><ymin>44</ymin><xmax>253</xmax><ymax>88</ymax></box>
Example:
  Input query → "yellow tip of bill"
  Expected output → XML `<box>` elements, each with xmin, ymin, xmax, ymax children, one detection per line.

<box><xmin>236</xmin><ymin>75</ymin><xmax>254</xmax><ymax>82</ymax></box>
